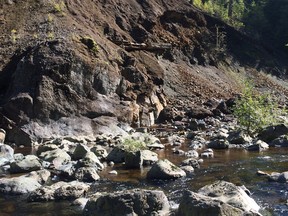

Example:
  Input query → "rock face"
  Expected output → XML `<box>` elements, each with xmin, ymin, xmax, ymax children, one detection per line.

<box><xmin>0</xmin><ymin>170</ymin><xmax>50</xmax><ymax>194</ymax></box>
<box><xmin>83</xmin><ymin>189</ymin><xmax>170</xmax><ymax>216</ymax></box>
<box><xmin>147</xmin><ymin>159</ymin><xmax>186</xmax><ymax>179</ymax></box>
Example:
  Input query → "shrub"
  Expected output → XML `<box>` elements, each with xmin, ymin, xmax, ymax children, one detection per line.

<box><xmin>233</xmin><ymin>81</ymin><xmax>285</xmax><ymax>135</ymax></box>
<box><xmin>121</xmin><ymin>138</ymin><xmax>147</xmax><ymax>153</ymax></box>
<box><xmin>80</xmin><ymin>36</ymin><xmax>99</xmax><ymax>54</ymax></box>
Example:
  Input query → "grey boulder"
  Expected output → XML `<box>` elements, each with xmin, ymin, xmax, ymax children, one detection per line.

<box><xmin>147</xmin><ymin>159</ymin><xmax>186</xmax><ymax>180</ymax></box>
<box><xmin>0</xmin><ymin>169</ymin><xmax>50</xmax><ymax>194</ymax></box>
<box><xmin>83</xmin><ymin>189</ymin><xmax>170</xmax><ymax>216</ymax></box>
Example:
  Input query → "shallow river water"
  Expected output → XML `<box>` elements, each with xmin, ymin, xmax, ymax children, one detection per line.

<box><xmin>1</xmin><ymin>145</ymin><xmax>288</xmax><ymax>215</ymax></box>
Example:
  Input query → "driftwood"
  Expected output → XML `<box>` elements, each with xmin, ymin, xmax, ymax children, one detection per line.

<box><xmin>112</xmin><ymin>40</ymin><xmax>172</xmax><ymax>52</ymax></box>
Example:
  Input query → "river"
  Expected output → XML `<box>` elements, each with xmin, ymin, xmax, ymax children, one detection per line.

<box><xmin>1</xmin><ymin>145</ymin><xmax>288</xmax><ymax>215</ymax></box>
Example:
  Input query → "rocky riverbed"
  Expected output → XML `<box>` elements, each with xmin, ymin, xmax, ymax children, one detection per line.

<box><xmin>1</xmin><ymin>109</ymin><xmax>288</xmax><ymax>215</ymax></box>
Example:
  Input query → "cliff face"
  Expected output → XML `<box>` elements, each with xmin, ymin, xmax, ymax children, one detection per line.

<box><xmin>0</xmin><ymin>0</ymin><xmax>286</xmax><ymax>144</ymax></box>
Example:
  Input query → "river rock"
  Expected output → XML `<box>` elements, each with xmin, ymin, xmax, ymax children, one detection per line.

<box><xmin>28</xmin><ymin>181</ymin><xmax>90</xmax><ymax>202</ymax></box>
<box><xmin>0</xmin><ymin>128</ymin><xmax>6</xmax><ymax>143</ymax></box>
<box><xmin>180</xmin><ymin>165</ymin><xmax>195</xmax><ymax>176</ymax></box>
<box><xmin>13</xmin><ymin>153</ymin><xmax>24</xmax><ymax>161</ymax></box>
<box><xmin>189</xmin><ymin>119</ymin><xmax>207</xmax><ymax>131</ymax></box>
<box><xmin>39</xmin><ymin>148</ymin><xmax>71</xmax><ymax>167</ymax></box>
<box><xmin>247</xmin><ymin>140</ymin><xmax>269</xmax><ymax>151</ymax></box>
<box><xmin>269</xmin><ymin>135</ymin><xmax>288</xmax><ymax>147</ymax></box>
<box><xmin>72</xmin><ymin>197</ymin><xmax>89</xmax><ymax>208</ymax></box>
<box><xmin>106</xmin><ymin>147</ymin><xmax>125</xmax><ymax>163</ymax></box>
<box><xmin>56</xmin><ymin>162</ymin><xmax>77</xmax><ymax>179</ymax></box>
<box><xmin>90</xmin><ymin>145</ymin><xmax>108</xmax><ymax>160</ymax></box>
<box><xmin>208</xmin><ymin>139</ymin><xmax>229</xmax><ymax>149</ymax></box>
<box><xmin>185</xmin><ymin>105</ymin><xmax>214</xmax><ymax>119</ymax></box>
<box><xmin>268</xmin><ymin>171</ymin><xmax>288</xmax><ymax>183</ymax></box>
<box><xmin>186</xmin><ymin>150</ymin><xmax>199</xmax><ymax>158</ymax></box>
<box><xmin>178</xmin><ymin>191</ymin><xmax>245</xmax><ymax>216</ymax></box>
<box><xmin>76</xmin><ymin>152</ymin><xmax>104</xmax><ymax>170</ymax></box>
<box><xmin>0</xmin><ymin>144</ymin><xmax>14</xmax><ymax>166</ymax></box>
<box><xmin>141</xmin><ymin>150</ymin><xmax>158</xmax><ymax>165</ymax></box>
<box><xmin>0</xmin><ymin>169</ymin><xmax>50</xmax><ymax>194</ymax></box>
<box><xmin>181</xmin><ymin>158</ymin><xmax>200</xmax><ymax>169</ymax></box>
<box><xmin>83</xmin><ymin>189</ymin><xmax>170</xmax><ymax>216</ymax></box>
<box><xmin>228</xmin><ymin>130</ymin><xmax>252</xmax><ymax>144</ymax></box>
<box><xmin>198</xmin><ymin>181</ymin><xmax>260</xmax><ymax>213</ymax></box>
<box><xmin>168</xmin><ymin>135</ymin><xmax>185</xmax><ymax>146</ymax></box>
<box><xmin>36</xmin><ymin>144</ymin><xmax>59</xmax><ymax>156</ymax></box>
<box><xmin>124</xmin><ymin>150</ymin><xmax>143</xmax><ymax>168</ymax></box>
<box><xmin>74</xmin><ymin>167</ymin><xmax>100</xmax><ymax>182</ymax></box>
<box><xmin>10</xmin><ymin>155</ymin><xmax>42</xmax><ymax>173</ymax></box>
<box><xmin>72</xmin><ymin>143</ymin><xmax>91</xmax><ymax>160</ymax></box>
<box><xmin>200</xmin><ymin>148</ymin><xmax>214</xmax><ymax>158</ymax></box>
<box><xmin>258</xmin><ymin>124</ymin><xmax>288</xmax><ymax>142</ymax></box>
<box><xmin>147</xmin><ymin>159</ymin><xmax>186</xmax><ymax>180</ymax></box>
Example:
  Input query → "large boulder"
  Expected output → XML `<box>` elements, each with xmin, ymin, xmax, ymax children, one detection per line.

<box><xmin>147</xmin><ymin>159</ymin><xmax>186</xmax><ymax>180</ymax></box>
<box><xmin>141</xmin><ymin>150</ymin><xmax>158</xmax><ymax>165</ymax></box>
<box><xmin>181</xmin><ymin>158</ymin><xmax>200</xmax><ymax>169</ymax></box>
<box><xmin>106</xmin><ymin>147</ymin><xmax>125</xmax><ymax>163</ymax></box>
<box><xmin>39</xmin><ymin>148</ymin><xmax>71</xmax><ymax>168</ymax></box>
<box><xmin>76</xmin><ymin>152</ymin><xmax>104</xmax><ymax>171</ymax></box>
<box><xmin>258</xmin><ymin>124</ymin><xmax>288</xmax><ymax>142</ymax></box>
<box><xmin>72</xmin><ymin>143</ymin><xmax>91</xmax><ymax>160</ymax></box>
<box><xmin>208</xmin><ymin>139</ymin><xmax>229</xmax><ymax>149</ymax></box>
<box><xmin>228</xmin><ymin>131</ymin><xmax>252</xmax><ymax>144</ymax></box>
<box><xmin>28</xmin><ymin>181</ymin><xmax>90</xmax><ymax>202</ymax></box>
<box><xmin>0</xmin><ymin>169</ymin><xmax>50</xmax><ymax>194</ymax></box>
<box><xmin>178</xmin><ymin>191</ymin><xmax>244</xmax><ymax>216</ymax></box>
<box><xmin>198</xmin><ymin>181</ymin><xmax>260</xmax><ymax>213</ymax></box>
<box><xmin>10</xmin><ymin>155</ymin><xmax>42</xmax><ymax>173</ymax></box>
<box><xmin>247</xmin><ymin>140</ymin><xmax>269</xmax><ymax>151</ymax></box>
<box><xmin>0</xmin><ymin>144</ymin><xmax>14</xmax><ymax>166</ymax></box>
<box><xmin>269</xmin><ymin>135</ymin><xmax>288</xmax><ymax>147</ymax></box>
<box><xmin>83</xmin><ymin>189</ymin><xmax>170</xmax><ymax>216</ymax></box>
<box><xmin>185</xmin><ymin>106</ymin><xmax>214</xmax><ymax>119</ymax></box>
<box><xmin>74</xmin><ymin>167</ymin><xmax>100</xmax><ymax>182</ymax></box>
<box><xmin>124</xmin><ymin>151</ymin><xmax>143</xmax><ymax>169</ymax></box>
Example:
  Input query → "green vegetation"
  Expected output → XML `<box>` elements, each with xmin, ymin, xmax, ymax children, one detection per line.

<box><xmin>191</xmin><ymin>0</ymin><xmax>288</xmax><ymax>53</ymax></box>
<box><xmin>233</xmin><ymin>80</ymin><xmax>285</xmax><ymax>135</ymax></box>
<box><xmin>80</xmin><ymin>36</ymin><xmax>99</xmax><ymax>54</ymax></box>
<box><xmin>121</xmin><ymin>138</ymin><xmax>147</xmax><ymax>152</ymax></box>
<box><xmin>52</xmin><ymin>1</ymin><xmax>65</xmax><ymax>13</ymax></box>
<box><xmin>191</xmin><ymin>0</ymin><xmax>245</xmax><ymax>28</ymax></box>
<box><xmin>10</xmin><ymin>29</ymin><xmax>17</xmax><ymax>44</ymax></box>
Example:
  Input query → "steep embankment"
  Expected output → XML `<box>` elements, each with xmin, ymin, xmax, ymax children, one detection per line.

<box><xmin>0</xmin><ymin>0</ymin><xmax>287</xmax><ymax>145</ymax></box>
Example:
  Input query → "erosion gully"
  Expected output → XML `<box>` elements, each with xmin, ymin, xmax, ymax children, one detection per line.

<box><xmin>1</xmin><ymin>135</ymin><xmax>288</xmax><ymax>216</ymax></box>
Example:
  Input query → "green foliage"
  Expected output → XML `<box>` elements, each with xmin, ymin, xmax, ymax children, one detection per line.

<box><xmin>121</xmin><ymin>138</ymin><xmax>147</xmax><ymax>152</ymax></box>
<box><xmin>191</xmin><ymin>0</ymin><xmax>245</xmax><ymax>28</ymax></box>
<box><xmin>233</xmin><ymin>81</ymin><xmax>284</xmax><ymax>135</ymax></box>
<box><xmin>80</xmin><ymin>36</ymin><xmax>99</xmax><ymax>54</ymax></box>
<box><xmin>53</xmin><ymin>1</ymin><xmax>65</xmax><ymax>13</ymax></box>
